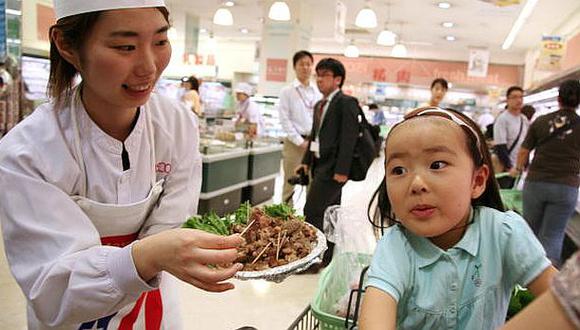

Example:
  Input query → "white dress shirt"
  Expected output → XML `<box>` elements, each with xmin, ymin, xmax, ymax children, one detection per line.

<box><xmin>278</xmin><ymin>79</ymin><xmax>321</xmax><ymax>146</ymax></box>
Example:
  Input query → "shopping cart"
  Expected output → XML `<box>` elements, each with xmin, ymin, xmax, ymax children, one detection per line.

<box><xmin>497</xmin><ymin>173</ymin><xmax>523</xmax><ymax>214</ymax></box>
<box><xmin>287</xmin><ymin>305</ymin><xmax>319</xmax><ymax>330</ymax></box>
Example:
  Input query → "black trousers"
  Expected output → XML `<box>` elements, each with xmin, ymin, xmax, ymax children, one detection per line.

<box><xmin>304</xmin><ymin>175</ymin><xmax>344</xmax><ymax>265</ymax></box>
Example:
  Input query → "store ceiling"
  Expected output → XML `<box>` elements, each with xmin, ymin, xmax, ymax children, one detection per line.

<box><xmin>169</xmin><ymin>0</ymin><xmax>580</xmax><ymax>65</ymax></box>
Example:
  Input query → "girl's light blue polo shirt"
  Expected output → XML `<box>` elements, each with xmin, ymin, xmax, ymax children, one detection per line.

<box><xmin>366</xmin><ymin>206</ymin><xmax>551</xmax><ymax>329</ymax></box>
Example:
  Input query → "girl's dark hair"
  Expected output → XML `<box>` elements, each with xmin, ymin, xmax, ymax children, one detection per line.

<box><xmin>368</xmin><ymin>107</ymin><xmax>505</xmax><ymax>231</ymax></box>
<box><xmin>559</xmin><ymin>79</ymin><xmax>580</xmax><ymax>109</ymax></box>
<box><xmin>292</xmin><ymin>50</ymin><xmax>314</xmax><ymax>67</ymax></box>
<box><xmin>48</xmin><ymin>7</ymin><xmax>170</xmax><ymax>106</ymax></box>
<box><xmin>430</xmin><ymin>78</ymin><xmax>448</xmax><ymax>90</ymax></box>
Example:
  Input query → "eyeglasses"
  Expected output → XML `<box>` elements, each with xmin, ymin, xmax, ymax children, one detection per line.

<box><xmin>406</xmin><ymin>107</ymin><xmax>482</xmax><ymax>153</ymax></box>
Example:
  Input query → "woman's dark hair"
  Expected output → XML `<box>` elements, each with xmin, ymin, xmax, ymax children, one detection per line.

<box><xmin>368</xmin><ymin>107</ymin><xmax>505</xmax><ymax>231</ymax></box>
<box><xmin>559</xmin><ymin>79</ymin><xmax>580</xmax><ymax>109</ymax></box>
<box><xmin>48</xmin><ymin>7</ymin><xmax>170</xmax><ymax>106</ymax></box>
<box><xmin>182</xmin><ymin>76</ymin><xmax>200</xmax><ymax>91</ymax></box>
<box><xmin>315</xmin><ymin>57</ymin><xmax>346</xmax><ymax>88</ymax></box>
<box><xmin>430</xmin><ymin>78</ymin><xmax>448</xmax><ymax>90</ymax></box>
<box><xmin>521</xmin><ymin>105</ymin><xmax>536</xmax><ymax>120</ymax></box>
<box><xmin>292</xmin><ymin>50</ymin><xmax>314</xmax><ymax>67</ymax></box>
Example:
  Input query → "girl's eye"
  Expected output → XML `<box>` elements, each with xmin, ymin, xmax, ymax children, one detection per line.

<box><xmin>430</xmin><ymin>161</ymin><xmax>448</xmax><ymax>170</ymax></box>
<box><xmin>114</xmin><ymin>45</ymin><xmax>135</xmax><ymax>51</ymax></box>
<box><xmin>390</xmin><ymin>166</ymin><xmax>407</xmax><ymax>175</ymax></box>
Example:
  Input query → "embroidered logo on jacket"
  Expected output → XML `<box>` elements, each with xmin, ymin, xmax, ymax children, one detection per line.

<box><xmin>156</xmin><ymin>162</ymin><xmax>172</xmax><ymax>174</ymax></box>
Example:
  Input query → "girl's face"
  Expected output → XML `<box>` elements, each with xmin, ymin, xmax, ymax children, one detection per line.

<box><xmin>430</xmin><ymin>83</ymin><xmax>447</xmax><ymax>105</ymax></box>
<box><xmin>74</xmin><ymin>8</ymin><xmax>171</xmax><ymax>113</ymax></box>
<box><xmin>384</xmin><ymin>117</ymin><xmax>488</xmax><ymax>248</ymax></box>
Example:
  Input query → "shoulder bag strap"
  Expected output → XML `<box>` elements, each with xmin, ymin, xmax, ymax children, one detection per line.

<box><xmin>508</xmin><ymin>117</ymin><xmax>523</xmax><ymax>154</ymax></box>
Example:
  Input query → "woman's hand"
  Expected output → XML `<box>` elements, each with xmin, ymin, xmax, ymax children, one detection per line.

<box><xmin>132</xmin><ymin>228</ymin><xmax>244</xmax><ymax>292</ymax></box>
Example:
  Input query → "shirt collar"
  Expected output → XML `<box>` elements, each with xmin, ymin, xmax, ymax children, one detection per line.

<box><xmin>406</xmin><ymin>207</ymin><xmax>479</xmax><ymax>268</ymax></box>
<box><xmin>293</xmin><ymin>78</ymin><xmax>314</xmax><ymax>89</ymax></box>
<box><xmin>326</xmin><ymin>88</ymin><xmax>340</xmax><ymax>102</ymax></box>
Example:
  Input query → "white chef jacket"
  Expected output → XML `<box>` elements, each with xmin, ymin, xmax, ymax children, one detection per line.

<box><xmin>237</xmin><ymin>98</ymin><xmax>264</xmax><ymax>135</ymax></box>
<box><xmin>0</xmin><ymin>90</ymin><xmax>202</xmax><ymax>329</ymax></box>
<box><xmin>278</xmin><ymin>79</ymin><xmax>321</xmax><ymax>146</ymax></box>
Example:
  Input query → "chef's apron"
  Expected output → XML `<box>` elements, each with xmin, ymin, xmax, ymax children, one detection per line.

<box><xmin>66</xmin><ymin>98</ymin><xmax>173</xmax><ymax>330</ymax></box>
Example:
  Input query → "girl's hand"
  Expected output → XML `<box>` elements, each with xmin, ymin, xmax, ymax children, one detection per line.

<box><xmin>132</xmin><ymin>228</ymin><xmax>244</xmax><ymax>292</ymax></box>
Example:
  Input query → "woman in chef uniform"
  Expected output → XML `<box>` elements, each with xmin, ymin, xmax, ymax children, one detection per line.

<box><xmin>0</xmin><ymin>1</ymin><xmax>243</xmax><ymax>329</ymax></box>
<box><xmin>234</xmin><ymin>82</ymin><xmax>264</xmax><ymax>136</ymax></box>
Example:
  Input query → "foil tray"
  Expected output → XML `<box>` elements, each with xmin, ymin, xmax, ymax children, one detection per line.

<box><xmin>234</xmin><ymin>224</ymin><xmax>327</xmax><ymax>283</ymax></box>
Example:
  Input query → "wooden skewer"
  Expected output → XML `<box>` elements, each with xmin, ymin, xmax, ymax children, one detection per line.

<box><xmin>251</xmin><ymin>242</ymin><xmax>272</xmax><ymax>265</ymax></box>
<box><xmin>239</xmin><ymin>219</ymin><xmax>256</xmax><ymax>237</ymax></box>
<box><xmin>275</xmin><ymin>231</ymin><xmax>282</xmax><ymax>260</ymax></box>
<box><xmin>277</xmin><ymin>231</ymin><xmax>287</xmax><ymax>260</ymax></box>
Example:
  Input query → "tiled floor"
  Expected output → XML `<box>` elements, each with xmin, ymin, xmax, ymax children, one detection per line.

<box><xmin>0</xmin><ymin>157</ymin><xmax>384</xmax><ymax>330</ymax></box>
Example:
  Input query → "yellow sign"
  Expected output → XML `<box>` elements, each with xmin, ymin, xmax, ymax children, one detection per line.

<box><xmin>537</xmin><ymin>35</ymin><xmax>566</xmax><ymax>71</ymax></box>
<box><xmin>478</xmin><ymin>0</ymin><xmax>520</xmax><ymax>7</ymax></box>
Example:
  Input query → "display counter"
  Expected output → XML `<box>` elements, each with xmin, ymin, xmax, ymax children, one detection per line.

<box><xmin>198</xmin><ymin>140</ymin><xmax>282</xmax><ymax>216</ymax></box>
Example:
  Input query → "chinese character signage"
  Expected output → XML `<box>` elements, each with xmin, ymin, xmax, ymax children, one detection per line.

<box><xmin>537</xmin><ymin>35</ymin><xmax>565</xmax><ymax>71</ymax></box>
<box><xmin>266</xmin><ymin>58</ymin><xmax>287</xmax><ymax>82</ymax></box>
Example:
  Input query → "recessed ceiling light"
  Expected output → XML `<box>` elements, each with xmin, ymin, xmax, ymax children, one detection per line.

<box><xmin>445</xmin><ymin>35</ymin><xmax>456</xmax><ymax>41</ymax></box>
<box><xmin>200</xmin><ymin>28</ymin><xmax>208</xmax><ymax>33</ymax></box>
<box><xmin>240</xmin><ymin>28</ymin><xmax>249</xmax><ymax>34</ymax></box>
<box><xmin>438</xmin><ymin>2</ymin><xmax>451</xmax><ymax>9</ymax></box>
<box><xmin>224</xmin><ymin>1</ymin><xmax>235</xmax><ymax>7</ymax></box>
<box><xmin>442</xmin><ymin>22</ymin><xmax>454</xmax><ymax>28</ymax></box>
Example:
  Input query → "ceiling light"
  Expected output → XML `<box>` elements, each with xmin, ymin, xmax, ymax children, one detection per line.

<box><xmin>377</xmin><ymin>29</ymin><xmax>397</xmax><ymax>46</ymax></box>
<box><xmin>502</xmin><ymin>0</ymin><xmax>539</xmax><ymax>50</ymax></box>
<box><xmin>344</xmin><ymin>41</ymin><xmax>360</xmax><ymax>58</ymax></box>
<box><xmin>200</xmin><ymin>28</ymin><xmax>208</xmax><ymax>34</ymax></box>
<box><xmin>437</xmin><ymin>2</ymin><xmax>451</xmax><ymax>9</ymax></box>
<box><xmin>355</xmin><ymin>6</ymin><xmax>378</xmax><ymax>29</ymax></box>
<box><xmin>442</xmin><ymin>22</ymin><xmax>454</xmax><ymax>28</ymax></box>
<box><xmin>213</xmin><ymin>7</ymin><xmax>233</xmax><ymax>26</ymax></box>
<box><xmin>224</xmin><ymin>1</ymin><xmax>235</xmax><ymax>7</ymax></box>
<box><xmin>445</xmin><ymin>35</ymin><xmax>456</xmax><ymax>41</ymax></box>
<box><xmin>268</xmin><ymin>1</ymin><xmax>291</xmax><ymax>21</ymax></box>
<box><xmin>391</xmin><ymin>43</ymin><xmax>407</xmax><ymax>57</ymax></box>
<box><xmin>240</xmin><ymin>28</ymin><xmax>249</xmax><ymax>34</ymax></box>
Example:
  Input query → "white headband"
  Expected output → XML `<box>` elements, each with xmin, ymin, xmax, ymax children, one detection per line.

<box><xmin>54</xmin><ymin>0</ymin><xmax>166</xmax><ymax>20</ymax></box>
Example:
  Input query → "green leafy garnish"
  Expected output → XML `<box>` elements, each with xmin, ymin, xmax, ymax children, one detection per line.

<box><xmin>264</xmin><ymin>203</ymin><xmax>295</xmax><ymax>220</ymax></box>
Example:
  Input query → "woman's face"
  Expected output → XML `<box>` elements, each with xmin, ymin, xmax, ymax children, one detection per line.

<box><xmin>430</xmin><ymin>83</ymin><xmax>447</xmax><ymax>105</ymax></box>
<box><xmin>76</xmin><ymin>8</ymin><xmax>171</xmax><ymax>114</ymax></box>
<box><xmin>384</xmin><ymin>117</ymin><xmax>488</xmax><ymax>248</ymax></box>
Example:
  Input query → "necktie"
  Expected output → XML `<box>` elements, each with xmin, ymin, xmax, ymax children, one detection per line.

<box><xmin>314</xmin><ymin>99</ymin><xmax>327</xmax><ymax>134</ymax></box>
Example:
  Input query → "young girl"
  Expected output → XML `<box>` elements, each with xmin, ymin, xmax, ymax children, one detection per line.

<box><xmin>359</xmin><ymin>107</ymin><xmax>557</xmax><ymax>329</ymax></box>
<box><xmin>0</xmin><ymin>1</ymin><xmax>242</xmax><ymax>329</ymax></box>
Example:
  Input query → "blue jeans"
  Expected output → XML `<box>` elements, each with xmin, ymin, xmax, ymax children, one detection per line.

<box><xmin>523</xmin><ymin>180</ymin><xmax>578</xmax><ymax>267</ymax></box>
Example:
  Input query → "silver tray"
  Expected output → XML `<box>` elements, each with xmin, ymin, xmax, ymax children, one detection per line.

<box><xmin>234</xmin><ymin>224</ymin><xmax>327</xmax><ymax>283</ymax></box>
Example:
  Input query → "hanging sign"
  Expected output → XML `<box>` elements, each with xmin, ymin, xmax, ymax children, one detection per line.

<box><xmin>537</xmin><ymin>35</ymin><xmax>565</xmax><ymax>71</ymax></box>
<box><xmin>266</xmin><ymin>58</ymin><xmax>287</xmax><ymax>82</ymax></box>
<box><xmin>467</xmin><ymin>48</ymin><xmax>490</xmax><ymax>78</ymax></box>
<box><xmin>334</xmin><ymin>0</ymin><xmax>346</xmax><ymax>43</ymax></box>
<box><xmin>477</xmin><ymin>0</ymin><xmax>520</xmax><ymax>6</ymax></box>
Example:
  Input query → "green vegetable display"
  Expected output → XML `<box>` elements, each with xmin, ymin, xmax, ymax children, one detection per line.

<box><xmin>263</xmin><ymin>203</ymin><xmax>296</xmax><ymax>220</ymax></box>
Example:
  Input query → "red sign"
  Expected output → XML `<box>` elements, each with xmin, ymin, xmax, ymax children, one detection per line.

<box><xmin>266</xmin><ymin>59</ymin><xmax>288</xmax><ymax>82</ymax></box>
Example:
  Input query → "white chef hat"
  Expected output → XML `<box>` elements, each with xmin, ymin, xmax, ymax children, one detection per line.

<box><xmin>54</xmin><ymin>0</ymin><xmax>166</xmax><ymax>20</ymax></box>
<box><xmin>234</xmin><ymin>82</ymin><xmax>254</xmax><ymax>96</ymax></box>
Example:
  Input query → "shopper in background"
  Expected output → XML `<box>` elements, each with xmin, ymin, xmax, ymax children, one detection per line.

<box><xmin>501</xmin><ymin>251</ymin><xmax>579</xmax><ymax>330</ymax></box>
<box><xmin>493</xmin><ymin>86</ymin><xmax>528</xmax><ymax>187</ymax></box>
<box><xmin>296</xmin><ymin>57</ymin><xmax>359</xmax><ymax>268</ymax></box>
<box><xmin>427</xmin><ymin>78</ymin><xmax>449</xmax><ymax>107</ymax></box>
<box><xmin>234</xmin><ymin>82</ymin><xmax>264</xmax><ymax>137</ymax></box>
<box><xmin>521</xmin><ymin>104</ymin><xmax>536</xmax><ymax>122</ymax></box>
<box><xmin>278</xmin><ymin>50</ymin><xmax>321</xmax><ymax>205</ymax></box>
<box><xmin>181</xmin><ymin>75</ymin><xmax>202</xmax><ymax>116</ymax></box>
<box><xmin>0</xmin><ymin>1</ymin><xmax>243</xmax><ymax>328</ymax></box>
<box><xmin>359</xmin><ymin>107</ymin><xmax>556</xmax><ymax>330</ymax></box>
<box><xmin>515</xmin><ymin>79</ymin><xmax>580</xmax><ymax>267</ymax></box>
<box><xmin>369</xmin><ymin>103</ymin><xmax>385</xmax><ymax>126</ymax></box>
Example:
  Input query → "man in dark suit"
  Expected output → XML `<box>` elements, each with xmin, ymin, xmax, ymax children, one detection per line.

<box><xmin>296</xmin><ymin>57</ymin><xmax>359</xmax><ymax>266</ymax></box>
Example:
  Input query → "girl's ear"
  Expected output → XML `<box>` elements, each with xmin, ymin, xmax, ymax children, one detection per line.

<box><xmin>51</xmin><ymin>29</ymin><xmax>81</xmax><ymax>71</ymax></box>
<box><xmin>471</xmin><ymin>164</ymin><xmax>489</xmax><ymax>199</ymax></box>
